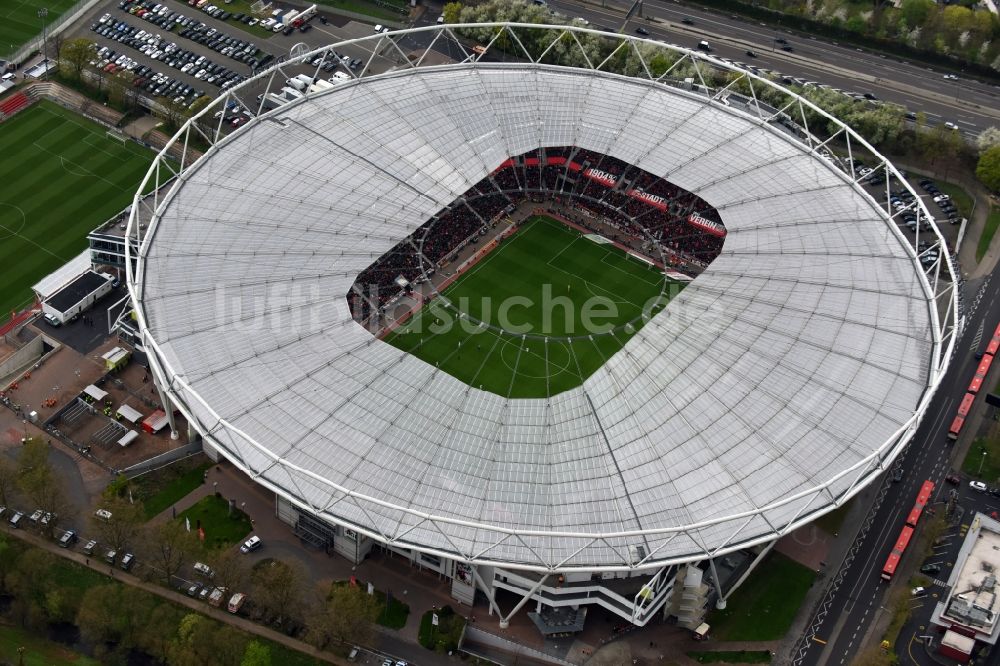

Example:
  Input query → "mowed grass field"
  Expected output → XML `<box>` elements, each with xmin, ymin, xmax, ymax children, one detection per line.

<box><xmin>0</xmin><ymin>100</ymin><xmax>157</xmax><ymax>316</ymax></box>
<box><xmin>0</xmin><ymin>0</ymin><xmax>79</xmax><ymax>57</ymax></box>
<box><xmin>385</xmin><ymin>216</ymin><xmax>679</xmax><ymax>398</ymax></box>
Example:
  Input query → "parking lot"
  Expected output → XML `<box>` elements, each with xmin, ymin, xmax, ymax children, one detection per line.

<box><xmin>856</xmin><ymin>167</ymin><xmax>964</xmax><ymax>265</ymax></box>
<box><xmin>69</xmin><ymin>0</ymin><xmax>416</xmax><ymax>123</ymax></box>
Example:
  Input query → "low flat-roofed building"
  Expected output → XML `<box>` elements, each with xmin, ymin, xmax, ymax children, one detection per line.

<box><xmin>931</xmin><ymin>513</ymin><xmax>1000</xmax><ymax>658</ymax></box>
<box><xmin>41</xmin><ymin>271</ymin><xmax>113</xmax><ymax>324</ymax></box>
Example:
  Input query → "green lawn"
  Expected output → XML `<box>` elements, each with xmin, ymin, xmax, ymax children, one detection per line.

<box><xmin>176</xmin><ymin>495</ymin><xmax>252</xmax><ymax>549</ymax></box>
<box><xmin>0</xmin><ymin>99</ymin><xmax>157</xmax><ymax>315</ymax></box>
<box><xmin>140</xmin><ymin>461</ymin><xmax>213</xmax><ymax>519</ymax></box>
<box><xmin>962</xmin><ymin>431</ymin><xmax>1000</xmax><ymax>484</ymax></box>
<box><xmin>0</xmin><ymin>0</ymin><xmax>79</xmax><ymax>58</ymax></box>
<box><xmin>375</xmin><ymin>591</ymin><xmax>410</xmax><ymax>629</ymax></box>
<box><xmin>978</xmin><ymin>206</ymin><xmax>1000</xmax><ymax>263</ymax></box>
<box><xmin>707</xmin><ymin>552</ymin><xmax>816</xmax><ymax>641</ymax></box>
<box><xmin>418</xmin><ymin>606</ymin><xmax>465</xmax><ymax>652</ymax></box>
<box><xmin>385</xmin><ymin>216</ymin><xmax>677</xmax><ymax>398</ymax></box>
<box><xmin>813</xmin><ymin>499</ymin><xmax>852</xmax><ymax>536</ymax></box>
<box><xmin>0</xmin><ymin>623</ymin><xmax>100</xmax><ymax>666</ymax></box>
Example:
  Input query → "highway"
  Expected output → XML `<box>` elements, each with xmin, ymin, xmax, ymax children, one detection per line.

<box><xmin>785</xmin><ymin>268</ymin><xmax>999</xmax><ymax>666</ymax></box>
<box><xmin>541</xmin><ymin>0</ymin><xmax>1000</xmax><ymax>134</ymax></box>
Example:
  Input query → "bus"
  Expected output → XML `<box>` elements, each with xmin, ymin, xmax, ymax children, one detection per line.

<box><xmin>969</xmin><ymin>354</ymin><xmax>995</xmax><ymax>394</ymax></box>
<box><xmin>882</xmin><ymin>525</ymin><xmax>914</xmax><ymax>581</ymax></box>
<box><xmin>906</xmin><ymin>480</ymin><xmax>935</xmax><ymax>527</ymax></box>
<box><xmin>948</xmin><ymin>415</ymin><xmax>965</xmax><ymax>442</ymax></box>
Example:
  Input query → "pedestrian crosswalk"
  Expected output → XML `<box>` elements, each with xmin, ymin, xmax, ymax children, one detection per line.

<box><xmin>971</xmin><ymin>320</ymin><xmax>984</xmax><ymax>352</ymax></box>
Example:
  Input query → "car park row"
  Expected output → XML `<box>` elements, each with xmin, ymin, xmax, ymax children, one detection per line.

<box><xmin>119</xmin><ymin>0</ymin><xmax>275</xmax><ymax>72</ymax></box>
<box><xmin>92</xmin><ymin>11</ymin><xmax>249</xmax><ymax>102</ymax></box>
<box><xmin>1</xmin><ymin>503</ymin><xmax>262</xmax><ymax>615</ymax></box>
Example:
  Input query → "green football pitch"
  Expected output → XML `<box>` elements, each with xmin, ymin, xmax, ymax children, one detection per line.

<box><xmin>385</xmin><ymin>216</ymin><xmax>682</xmax><ymax>398</ymax></box>
<box><xmin>0</xmin><ymin>100</ymin><xmax>158</xmax><ymax>316</ymax></box>
<box><xmin>1</xmin><ymin>0</ymin><xmax>79</xmax><ymax>58</ymax></box>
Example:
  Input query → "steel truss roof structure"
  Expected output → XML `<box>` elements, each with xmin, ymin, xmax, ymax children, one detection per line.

<box><xmin>128</xmin><ymin>23</ymin><xmax>959</xmax><ymax>573</ymax></box>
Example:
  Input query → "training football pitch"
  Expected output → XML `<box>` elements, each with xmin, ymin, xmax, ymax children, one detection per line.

<box><xmin>0</xmin><ymin>100</ymin><xmax>158</xmax><ymax>316</ymax></box>
<box><xmin>385</xmin><ymin>216</ymin><xmax>681</xmax><ymax>398</ymax></box>
<box><xmin>1</xmin><ymin>0</ymin><xmax>79</xmax><ymax>57</ymax></box>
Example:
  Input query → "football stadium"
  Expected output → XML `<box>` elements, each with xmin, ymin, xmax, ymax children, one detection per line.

<box><xmin>126</xmin><ymin>23</ymin><xmax>958</xmax><ymax>631</ymax></box>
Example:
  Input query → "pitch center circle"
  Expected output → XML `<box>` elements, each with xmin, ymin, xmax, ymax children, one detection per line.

<box><xmin>418</xmin><ymin>204</ymin><xmax>673</xmax><ymax>344</ymax></box>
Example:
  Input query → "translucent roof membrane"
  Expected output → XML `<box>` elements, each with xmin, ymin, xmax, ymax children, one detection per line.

<box><xmin>137</xmin><ymin>63</ymin><xmax>937</xmax><ymax>571</ymax></box>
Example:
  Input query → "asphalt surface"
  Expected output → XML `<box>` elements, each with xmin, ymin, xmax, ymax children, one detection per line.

<box><xmin>787</xmin><ymin>265</ymin><xmax>1000</xmax><ymax>666</ymax></box>
<box><xmin>68</xmin><ymin>0</ymin><xmax>400</xmax><ymax>112</ymax></box>
<box><xmin>543</xmin><ymin>0</ymin><xmax>1000</xmax><ymax>136</ymax></box>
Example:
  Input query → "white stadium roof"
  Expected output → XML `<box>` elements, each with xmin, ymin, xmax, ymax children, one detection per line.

<box><xmin>130</xmin><ymin>24</ymin><xmax>957</xmax><ymax>572</ymax></box>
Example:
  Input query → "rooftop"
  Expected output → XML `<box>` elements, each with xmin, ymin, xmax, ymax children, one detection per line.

<box><xmin>130</xmin><ymin>26</ymin><xmax>954</xmax><ymax>572</ymax></box>
<box><xmin>938</xmin><ymin>513</ymin><xmax>1000</xmax><ymax>640</ymax></box>
<box><xmin>46</xmin><ymin>271</ymin><xmax>110</xmax><ymax>313</ymax></box>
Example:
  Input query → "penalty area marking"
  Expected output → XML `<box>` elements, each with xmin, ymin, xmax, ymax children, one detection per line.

<box><xmin>0</xmin><ymin>202</ymin><xmax>28</xmax><ymax>241</ymax></box>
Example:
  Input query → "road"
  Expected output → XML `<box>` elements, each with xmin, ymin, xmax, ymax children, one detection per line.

<box><xmin>787</xmin><ymin>269</ymin><xmax>1000</xmax><ymax>666</ymax></box>
<box><xmin>542</xmin><ymin>0</ymin><xmax>1000</xmax><ymax>134</ymax></box>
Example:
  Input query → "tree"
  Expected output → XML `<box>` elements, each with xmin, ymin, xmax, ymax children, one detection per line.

<box><xmin>59</xmin><ymin>38</ymin><xmax>96</xmax><ymax>81</ymax></box>
<box><xmin>156</xmin><ymin>96</ymin><xmax>190</xmax><ymax>131</ymax></box>
<box><xmin>977</xmin><ymin>144</ymin><xmax>1000</xmax><ymax>191</ymax></box>
<box><xmin>140</xmin><ymin>519</ymin><xmax>198</xmax><ymax>587</ymax></box>
<box><xmin>6</xmin><ymin>549</ymin><xmax>59</xmax><ymax>629</ymax></box>
<box><xmin>107</xmin><ymin>69</ymin><xmax>135</xmax><ymax>109</ymax></box>
<box><xmin>134</xmin><ymin>601</ymin><xmax>184</xmax><ymax>661</ymax></box>
<box><xmin>90</xmin><ymin>494</ymin><xmax>145</xmax><ymax>555</ymax></box>
<box><xmin>76</xmin><ymin>584</ymin><xmax>124</xmax><ymax>646</ymax></box>
<box><xmin>17</xmin><ymin>439</ymin><xmax>74</xmax><ymax>537</ymax></box>
<box><xmin>241</xmin><ymin>640</ymin><xmax>272</xmax><ymax>666</ymax></box>
<box><xmin>977</xmin><ymin>126</ymin><xmax>1000</xmax><ymax>153</ymax></box>
<box><xmin>249</xmin><ymin>558</ymin><xmax>308</xmax><ymax>625</ymax></box>
<box><xmin>442</xmin><ymin>1</ymin><xmax>463</xmax><ymax>23</ymax></box>
<box><xmin>208</xmin><ymin>548</ymin><xmax>250</xmax><ymax>597</ymax></box>
<box><xmin>898</xmin><ymin>0</ymin><xmax>935</xmax><ymax>28</ymax></box>
<box><xmin>0</xmin><ymin>456</ymin><xmax>17</xmax><ymax>507</ymax></box>
<box><xmin>166</xmin><ymin>613</ymin><xmax>247</xmax><ymax>666</ymax></box>
<box><xmin>307</xmin><ymin>583</ymin><xmax>379</xmax><ymax>649</ymax></box>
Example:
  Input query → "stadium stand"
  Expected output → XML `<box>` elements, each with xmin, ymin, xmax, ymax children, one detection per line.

<box><xmin>0</xmin><ymin>92</ymin><xmax>33</xmax><ymax>122</ymax></box>
<box><xmin>348</xmin><ymin>146</ymin><xmax>726</xmax><ymax>324</ymax></box>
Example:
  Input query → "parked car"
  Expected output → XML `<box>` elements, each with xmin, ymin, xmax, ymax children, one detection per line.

<box><xmin>82</xmin><ymin>539</ymin><xmax>98</xmax><ymax>555</ymax></box>
<box><xmin>95</xmin><ymin>508</ymin><xmax>113</xmax><ymax>521</ymax></box>
<box><xmin>227</xmin><ymin>592</ymin><xmax>246</xmax><ymax>613</ymax></box>
<box><xmin>240</xmin><ymin>535</ymin><xmax>262</xmax><ymax>553</ymax></box>
<box><xmin>58</xmin><ymin>529</ymin><xmax>78</xmax><ymax>547</ymax></box>
<box><xmin>120</xmin><ymin>552</ymin><xmax>135</xmax><ymax>571</ymax></box>
<box><xmin>912</xmin><ymin>586</ymin><xmax>927</xmax><ymax>597</ymax></box>
<box><xmin>193</xmin><ymin>561</ymin><xmax>215</xmax><ymax>578</ymax></box>
<box><xmin>920</xmin><ymin>563</ymin><xmax>941</xmax><ymax>575</ymax></box>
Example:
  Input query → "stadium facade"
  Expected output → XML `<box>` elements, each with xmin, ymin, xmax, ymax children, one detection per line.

<box><xmin>125</xmin><ymin>23</ymin><xmax>959</xmax><ymax>631</ymax></box>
